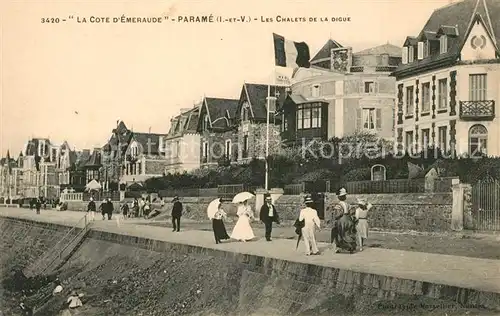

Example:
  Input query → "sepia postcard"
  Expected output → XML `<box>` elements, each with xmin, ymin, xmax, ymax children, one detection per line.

<box><xmin>1</xmin><ymin>0</ymin><xmax>500</xmax><ymax>315</ymax></box>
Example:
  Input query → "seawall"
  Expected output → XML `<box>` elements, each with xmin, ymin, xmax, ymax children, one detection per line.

<box><xmin>0</xmin><ymin>212</ymin><xmax>499</xmax><ymax>315</ymax></box>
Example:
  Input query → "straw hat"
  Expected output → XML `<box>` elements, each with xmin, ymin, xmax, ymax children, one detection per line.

<box><xmin>338</xmin><ymin>188</ymin><xmax>347</xmax><ymax>196</ymax></box>
<box><xmin>304</xmin><ymin>196</ymin><xmax>313</xmax><ymax>204</ymax></box>
<box><xmin>357</xmin><ymin>199</ymin><xmax>367</xmax><ymax>206</ymax></box>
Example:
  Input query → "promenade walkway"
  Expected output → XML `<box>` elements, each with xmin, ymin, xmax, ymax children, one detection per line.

<box><xmin>1</xmin><ymin>207</ymin><xmax>500</xmax><ymax>295</ymax></box>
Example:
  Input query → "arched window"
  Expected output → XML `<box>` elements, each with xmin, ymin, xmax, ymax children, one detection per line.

<box><xmin>241</xmin><ymin>102</ymin><xmax>250</xmax><ymax>122</ymax></box>
<box><xmin>202</xmin><ymin>114</ymin><xmax>210</xmax><ymax>131</ymax></box>
<box><xmin>469</xmin><ymin>124</ymin><xmax>488</xmax><ymax>157</ymax></box>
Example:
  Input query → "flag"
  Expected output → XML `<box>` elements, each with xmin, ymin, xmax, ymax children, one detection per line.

<box><xmin>273</xmin><ymin>33</ymin><xmax>310</xmax><ymax>68</ymax></box>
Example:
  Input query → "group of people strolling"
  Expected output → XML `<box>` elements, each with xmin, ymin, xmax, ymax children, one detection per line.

<box><xmin>207</xmin><ymin>188</ymin><xmax>370</xmax><ymax>256</ymax></box>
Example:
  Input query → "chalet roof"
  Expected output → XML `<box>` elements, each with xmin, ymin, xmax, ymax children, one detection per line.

<box><xmin>354</xmin><ymin>43</ymin><xmax>402</xmax><ymax>57</ymax></box>
<box><xmin>201</xmin><ymin>97</ymin><xmax>239</xmax><ymax>130</ymax></box>
<box><xmin>85</xmin><ymin>150</ymin><xmax>101</xmax><ymax>167</ymax></box>
<box><xmin>240</xmin><ymin>83</ymin><xmax>288</xmax><ymax>120</ymax></box>
<box><xmin>393</xmin><ymin>0</ymin><xmax>500</xmax><ymax>78</ymax></box>
<box><xmin>310</xmin><ymin>39</ymin><xmax>344</xmax><ymax>63</ymax></box>
<box><xmin>24</xmin><ymin>138</ymin><xmax>51</xmax><ymax>156</ymax></box>
<box><xmin>130</xmin><ymin>132</ymin><xmax>166</xmax><ymax>155</ymax></box>
<box><xmin>167</xmin><ymin>107</ymin><xmax>200</xmax><ymax>137</ymax></box>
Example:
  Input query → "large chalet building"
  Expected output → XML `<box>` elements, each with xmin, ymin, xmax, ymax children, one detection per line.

<box><xmin>392</xmin><ymin>0</ymin><xmax>500</xmax><ymax>157</ymax></box>
<box><xmin>279</xmin><ymin>41</ymin><xmax>401</xmax><ymax>145</ymax></box>
<box><xmin>101</xmin><ymin>121</ymin><xmax>170</xmax><ymax>186</ymax></box>
<box><xmin>164</xmin><ymin>106</ymin><xmax>201</xmax><ymax>173</ymax></box>
<box><xmin>198</xmin><ymin>97</ymin><xmax>239</xmax><ymax>167</ymax></box>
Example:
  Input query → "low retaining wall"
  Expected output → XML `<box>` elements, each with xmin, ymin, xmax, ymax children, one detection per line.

<box><xmin>64</xmin><ymin>193</ymin><xmax>453</xmax><ymax>232</ymax></box>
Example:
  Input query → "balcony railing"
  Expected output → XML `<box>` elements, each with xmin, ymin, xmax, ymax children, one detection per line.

<box><xmin>459</xmin><ymin>100</ymin><xmax>495</xmax><ymax>120</ymax></box>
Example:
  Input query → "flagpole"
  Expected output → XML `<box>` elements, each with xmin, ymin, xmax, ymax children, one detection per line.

<box><xmin>265</xmin><ymin>83</ymin><xmax>270</xmax><ymax>191</ymax></box>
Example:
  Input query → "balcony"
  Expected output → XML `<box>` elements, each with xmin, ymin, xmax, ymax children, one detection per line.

<box><xmin>459</xmin><ymin>100</ymin><xmax>495</xmax><ymax>121</ymax></box>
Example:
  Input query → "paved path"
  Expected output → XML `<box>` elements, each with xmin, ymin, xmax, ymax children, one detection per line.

<box><xmin>1</xmin><ymin>208</ymin><xmax>500</xmax><ymax>294</ymax></box>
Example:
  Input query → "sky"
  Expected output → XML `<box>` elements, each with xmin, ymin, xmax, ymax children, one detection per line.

<box><xmin>0</xmin><ymin>0</ymin><xmax>454</xmax><ymax>157</ymax></box>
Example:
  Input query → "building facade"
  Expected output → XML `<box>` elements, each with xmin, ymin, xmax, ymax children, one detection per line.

<box><xmin>164</xmin><ymin>106</ymin><xmax>201</xmax><ymax>173</ymax></box>
<box><xmin>197</xmin><ymin>96</ymin><xmax>239</xmax><ymax>168</ymax></box>
<box><xmin>392</xmin><ymin>0</ymin><xmax>500</xmax><ymax>157</ymax></box>
<box><xmin>121</xmin><ymin>132</ymin><xmax>168</xmax><ymax>183</ymax></box>
<box><xmin>233</xmin><ymin>83</ymin><xmax>288</xmax><ymax>162</ymax></box>
<box><xmin>279</xmin><ymin>41</ymin><xmax>401</xmax><ymax>145</ymax></box>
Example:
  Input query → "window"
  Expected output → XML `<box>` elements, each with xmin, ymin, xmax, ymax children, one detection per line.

<box><xmin>422</xmin><ymin>82</ymin><xmax>431</xmax><ymax>112</ymax></box>
<box><xmin>311</xmin><ymin>107</ymin><xmax>322</xmax><ymax>128</ymax></box>
<box><xmin>311</xmin><ymin>84</ymin><xmax>321</xmax><ymax>98</ymax></box>
<box><xmin>225</xmin><ymin>140</ymin><xmax>231</xmax><ymax>157</ymax></box>
<box><xmin>440</xmin><ymin>35</ymin><xmax>448</xmax><ymax>54</ymax></box>
<box><xmin>469</xmin><ymin>74</ymin><xmax>487</xmax><ymax>101</ymax></box>
<box><xmin>296</xmin><ymin>103</ymin><xmax>322</xmax><ymax>129</ymax></box>
<box><xmin>405</xmin><ymin>131</ymin><xmax>414</xmax><ymax>154</ymax></box>
<box><xmin>381</xmin><ymin>53</ymin><xmax>389</xmax><ymax>66</ymax></box>
<box><xmin>408</xmin><ymin>46</ymin><xmax>414</xmax><ymax>62</ymax></box>
<box><xmin>202</xmin><ymin>114</ymin><xmax>210</xmax><ymax>131</ymax></box>
<box><xmin>202</xmin><ymin>142</ymin><xmax>208</xmax><ymax>157</ymax></box>
<box><xmin>438</xmin><ymin>78</ymin><xmax>448</xmax><ymax>110</ymax></box>
<box><xmin>241</xmin><ymin>102</ymin><xmax>250</xmax><ymax>121</ymax></box>
<box><xmin>421</xmin><ymin>128</ymin><xmax>430</xmax><ymax>148</ymax></box>
<box><xmin>417</xmin><ymin>42</ymin><xmax>424</xmax><ymax>59</ymax></box>
<box><xmin>242</xmin><ymin>135</ymin><xmax>248</xmax><ymax>158</ymax></box>
<box><xmin>469</xmin><ymin>124</ymin><xmax>488</xmax><ymax>157</ymax></box>
<box><xmin>402</xmin><ymin>47</ymin><xmax>408</xmax><ymax>64</ymax></box>
<box><xmin>438</xmin><ymin>126</ymin><xmax>447</xmax><ymax>152</ymax></box>
<box><xmin>406</xmin><ymin>86</ymin><xmax>414</xmax><ymax>115</ymax></box>
<box><xmin>364</xmin><ymin>81</ymin><xmax>375</xmax><ymax>93</ymax></box>
<box><xmin>131</xmin><ymin>145</ymin><xmax>139</xmax><ymax>157</ymax></box>
<box><xmin>359</xmin><ymin>108</ymin><xmax>382</xmax><ymax>130</ymax></box>
<box><xmin>281</xmin><ymin>114</ymin><xmax>288</xmax><ymax>132</ymax></box>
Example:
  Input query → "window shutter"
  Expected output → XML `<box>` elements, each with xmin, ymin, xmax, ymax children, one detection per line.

<box><xmin>376</xmin><ymin>109</ymin><xmax>382</xmax><ymax>130</ymax></box>
<box><xmin>359</xmin><ymin>82</ymin><xmax>363</xmax><ymax>94</ymax></box>
<box><xmin>374</xmin><ymin>81</ymin><xmax>379</xmax><ymax>93</ymax></box>
<box><xmin>417</xmin><ymin>42</ymin><xmax>424</xmax><ymax>60</ymax></box>
<box><xmin>402</xmin><ymin>47</ymin><xmax>408</xmax><ymax>64</ymax></box>
<box><xmin>356</xmin><ymin>109</ymin><xmax>362</xmax><ymax>130</ymax></box>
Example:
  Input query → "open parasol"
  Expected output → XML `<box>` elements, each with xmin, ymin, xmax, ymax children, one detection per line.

<box><xmin>232</xmin><ymin>192</ymin><xmax>254</xmax><ymax>204</ymax></box>
<box><xmin>85</xmin><ymin>179</ymin><xmax>101</xmax><ymax>191</ymax></box>
<box><xmin>207</xmin><ymin>198</ymin><xmax>221</xmax><ymax>220</ymax></box>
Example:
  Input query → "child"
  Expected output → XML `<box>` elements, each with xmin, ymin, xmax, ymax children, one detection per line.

<box><xmin>121</xmin><ymin>202</ymin><xmax>129</xmax><ymax>220</ymax></box>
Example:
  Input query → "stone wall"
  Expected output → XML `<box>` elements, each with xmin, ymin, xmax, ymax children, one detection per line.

<box><xmin>238</xmin><ymin>123</ymin><xmax>281</xmax><ymax>161</ymax></box>
<box><xmin>274</xmin><ymin>193</ymin><xmax>453</xmax><ymax>232</ymax></box>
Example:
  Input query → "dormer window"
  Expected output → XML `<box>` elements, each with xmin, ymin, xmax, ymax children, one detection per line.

<box><xmin>202</xmin><ymin>114</ymin><xmax>210</xmax><ymax>131</ymax></box>
<box><xmin>402</xmin><ymin>47</ymin><xmax>408</xmax><ymax>64</ymax></box>
<box><xmin>440</xmin><ymin>35</ymin><xmax>448</xmax><ymax>54</ymax></box>
<box><xmin>241</xmin><ymin>102</ymin><xmax>250</xmax><ymax>121</ymax></box>
<box><xmin>311</xmin><ymin>84</ymin><xmax>321</xmax><ymax>98</ymax></box>
<box><xmin>417</xmin><ymin>42</ymin><xmax>424</xmax><ymax>60</ymax></box>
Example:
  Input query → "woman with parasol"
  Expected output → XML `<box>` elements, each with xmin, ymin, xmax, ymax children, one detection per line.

<box><xmin>207</xmin><ymin>198</ymin><xmax>230</xmax><ymax>244</ymax></box>
<box><xmin>230</xmin><ymin>192</ymin><xmax>256</xmax><ymax>242</ymax></box>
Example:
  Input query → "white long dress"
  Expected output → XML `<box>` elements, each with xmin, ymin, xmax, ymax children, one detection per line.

<box><xmin>230</xmin><ymin>205</ymin><xmax>255</xmax><ymax>241</ymax></box>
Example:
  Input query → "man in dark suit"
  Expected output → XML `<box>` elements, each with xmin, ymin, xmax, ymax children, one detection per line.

<box><xmin>259</xmin><ymin>195</ymin><xmax>280</xmax><ymax>241</ymax></box>
<box><xmin>171</xmin><ymin>196</ymin><xmax>183</xmax><ymax>232</ymax></box>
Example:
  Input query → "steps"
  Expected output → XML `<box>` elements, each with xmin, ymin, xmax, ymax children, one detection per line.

<box><xmin>23</xmin><ymin>214</ymin><xmax>91</xmax><ymax>278</ymax></box>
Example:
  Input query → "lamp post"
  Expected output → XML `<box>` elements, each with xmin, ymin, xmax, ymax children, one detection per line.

<box><xmin>265</xmin><ymin>94</ymin><xmax>277</xmax><ymax>191</ymax></box>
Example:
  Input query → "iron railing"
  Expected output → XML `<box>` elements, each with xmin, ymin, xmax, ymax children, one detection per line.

<box><xmin>459</xmin><ymin>100</ymin><xmax>495</xmax><ymax>120</ymax></box>
<box><xmin>24</xmin><ymin>214</ymin><xmax>91</xmax><ymax>277</ymax></box>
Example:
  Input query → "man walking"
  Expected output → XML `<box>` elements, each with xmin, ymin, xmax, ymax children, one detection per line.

<box><xmin>106</xmin><ymin>198</ymin><xmax>114</xmax><ymax>220</ymax></box>
<box><xmin>87</xmin><ymin>197</ymin><xmax>96</xmax><ymax>221</ymax></box>
<box><xmin>35</xmin><ymin>197</ymin><xmax>42</xmax><ymax>215</ymax></box>
<box><xmin>171</xmin><ymin>196</ymin><xmax>182</xmax><ymax>232</ymax></box>
<box><xmin>99</xmin><ymin>199</ymin><xmax>107</xmax><ymax>220</ymax></box>
<box><xmin>259</xmin><ymin>195</ymin><xmax>280</xmax><ymax>241</ymax></box>
<box><xmin>299</xmin><ymin>196</ymin><xmax>321</xmax><ymax>256</ymax></box>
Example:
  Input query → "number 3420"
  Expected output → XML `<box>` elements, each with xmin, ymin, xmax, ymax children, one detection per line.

<box><xmin>41</xmin><ymin>18</ymin><xmax>61</xmax><ymax>23</ymax></box>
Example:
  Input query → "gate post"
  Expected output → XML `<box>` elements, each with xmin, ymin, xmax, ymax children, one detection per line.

<box><xmin>451</xmin><ymin>179</ymin><xmax>464</xmax><ymax>231</ymax></box>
